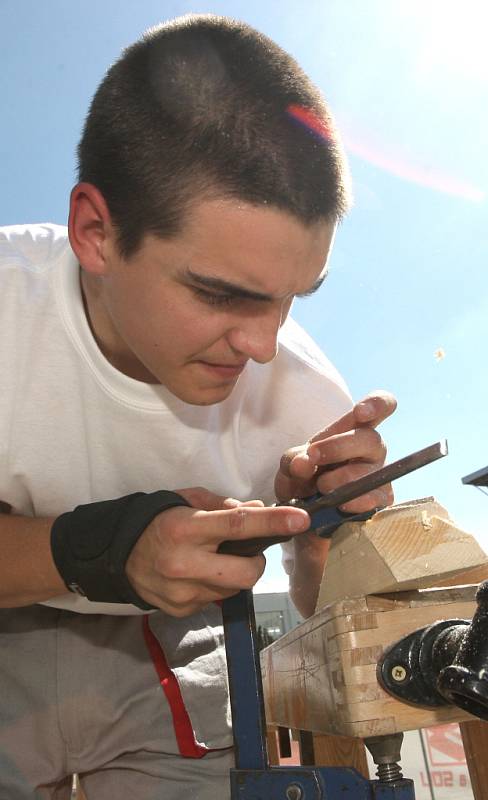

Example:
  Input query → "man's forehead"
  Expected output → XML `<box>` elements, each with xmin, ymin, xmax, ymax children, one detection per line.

<box><xmin>146</xmin><ymin>196</ymin><xmax>336</xmax><ymax>294</ymax></box>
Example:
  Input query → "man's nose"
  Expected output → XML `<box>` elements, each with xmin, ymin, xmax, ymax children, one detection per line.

<box><xmin>226</xmin><ymin>306</ymin><xmax>286</xmax><ymax>364</ymax></box>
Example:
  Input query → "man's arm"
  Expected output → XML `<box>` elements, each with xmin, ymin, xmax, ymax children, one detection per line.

<box><xmin>0</xmin><ymin>512</ymin><xmax>67</xmax><ymax>607</ymax></box>
<box><xmin>0</xmin><ymin>490</ymin><xmax>310</xmax><ymax>613</ymax></box>
<box><xmin>276</xmin><ymin>391</ymin><xmax>397</xmax><ymax>618</ymax></box>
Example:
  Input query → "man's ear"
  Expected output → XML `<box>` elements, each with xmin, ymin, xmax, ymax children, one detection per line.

<box><xmin>68</xmin><ymin>183</ymin><xmax>116</xmax><ymax>275</ymax></box>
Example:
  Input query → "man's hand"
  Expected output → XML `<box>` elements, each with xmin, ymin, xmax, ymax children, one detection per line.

<box><xmin>126</xmin><ymin>487</ymin><xmax>309</xmax><ymax>617</ymax></box>
<box><xmin>275</xmin><ymin>390</ymin><xmax>397</xmax><ymax>511</ymax></box>
<box><xmin>276</xmin><ymin>390</ymin><xmax>397</xmax><ymax>618</ymax></box>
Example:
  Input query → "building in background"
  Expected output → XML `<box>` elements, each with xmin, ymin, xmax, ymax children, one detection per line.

<box><xmin>254</xmin><ymin>592</ymin><xmax>303</xmax><ymax>642</ymax></box>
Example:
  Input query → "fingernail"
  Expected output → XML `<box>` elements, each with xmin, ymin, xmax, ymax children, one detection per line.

<box><xmin>287</xmin><ymin>514</ymin><xmax>308</xmax><ymax>532</ymax></box>
<box><xmin>357</xmin><ymin>401</ymin><xmax>375</xmax><ymax>417</ymax></box>
<box><xmin>306</xmin><ymin>448</ymin><xmax>320</xmax><ymax>466</ymax></box>
<box><xmin>224</xmin><ymin>497</ymin><xmax>240</xmax><ymax>508</ymax></box>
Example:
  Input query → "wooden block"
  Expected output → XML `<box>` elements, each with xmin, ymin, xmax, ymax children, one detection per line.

<box><xmin>433</xmin><ymin>563</ymin><xmax>488</xmax><ymax>588</ymax></box>
<box><xmin>316</xmin><ymin>499</ymin><xmax>487</xmax><ymax>609</ymax></box>
<box><xmin>261</xmin><ymin>586</ymin><xmax>479</xmax><ymax>739</ymax></box>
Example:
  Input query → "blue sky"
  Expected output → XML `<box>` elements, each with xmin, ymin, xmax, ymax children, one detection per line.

<box><xmin>1</xmin><ymin>1</ymin><xmax>487</xmax><ymax>590</ymax></box>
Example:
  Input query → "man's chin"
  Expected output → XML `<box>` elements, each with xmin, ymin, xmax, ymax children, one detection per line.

<box><xmin>167</xmin><ymin>376</ymin><xmax>240</xmax><ymax>406</ymax></box>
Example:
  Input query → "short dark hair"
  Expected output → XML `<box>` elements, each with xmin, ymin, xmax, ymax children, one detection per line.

<box><xmin>77</xmin><ymin>14</ymin><xmax>351</xmax><ymax>257</ymax></box>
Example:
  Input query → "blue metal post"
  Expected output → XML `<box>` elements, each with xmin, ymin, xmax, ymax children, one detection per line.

<box><xmin>222</xmin><ymin>589</ymin><xmax>269</xmax><ymax>770</ymax></box>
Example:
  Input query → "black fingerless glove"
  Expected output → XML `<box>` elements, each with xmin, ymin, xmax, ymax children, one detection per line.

<box><xmin>50</xmin><ymin>491</ymin><xmax>190</xmax><ymax>610</ymax></box>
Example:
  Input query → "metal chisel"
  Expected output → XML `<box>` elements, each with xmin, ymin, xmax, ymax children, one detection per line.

<box><xmin>218</xmin><ymin>439</ymin><xmax>448</xmax><ymax>556</ymax></box>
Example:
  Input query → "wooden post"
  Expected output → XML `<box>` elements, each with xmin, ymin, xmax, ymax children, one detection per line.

<box><xmin>266</xmin><ymin>725</ymin><xmax>280</xmax><ymax>766</ymax></box>
<box><xmin>311</xmin><ymin>734</ymin><xmax>369</xmax><ymax>777</ymax></box>
<box><xmin>460</xmin><ymin>721</ymin><xmax>488</xmax><ymax>800</ymax></box>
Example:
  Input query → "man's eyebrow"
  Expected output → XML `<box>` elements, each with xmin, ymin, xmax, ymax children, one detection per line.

<box><xmin>183</xmin><ymin>269</ymin><xmax>328</xmax><ymax>301</ymax></box>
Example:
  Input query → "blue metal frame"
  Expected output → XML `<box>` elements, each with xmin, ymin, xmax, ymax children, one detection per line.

<box><xmin>230</xmin><ymin>766</ymin><xmax>415</xmax><ymax>799</ymax></box>
<box><xmin>222</xmin><ymin>589</ymin><xmax>269</xmax><ymax>771</ymax></box>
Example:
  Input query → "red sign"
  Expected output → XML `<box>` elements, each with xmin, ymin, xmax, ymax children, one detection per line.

<box><xmin>425</xmin><ymin>724</ymin><xmax>466</xmax><ymax>766</ymax></box>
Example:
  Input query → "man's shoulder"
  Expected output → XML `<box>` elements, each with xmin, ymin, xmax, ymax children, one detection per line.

<box><xmin>277</xmin><ymin>317</ymin><xmax>350</xmax><ymax>395</ymax></box>
<box><xmin>0</xmin><ymin>223</ymin><xmax>68</xmax><ymax>274</ymax></box>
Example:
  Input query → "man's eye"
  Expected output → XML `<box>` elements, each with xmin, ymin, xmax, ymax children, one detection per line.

<box><xmin>193</xmin><ymin>288</ymin><xmax>236</xmax><ymax>307</ymax></box>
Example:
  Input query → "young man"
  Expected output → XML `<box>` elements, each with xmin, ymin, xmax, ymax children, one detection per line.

<box><xmin>0</xmin><ymin>14</ymin><xmax>395</xmax><ymax>799</ymax></box>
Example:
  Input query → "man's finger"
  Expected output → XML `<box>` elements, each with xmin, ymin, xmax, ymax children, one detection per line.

<box><xmin>308</xmin><ymin>427</ymin><xmax>386</xmax><ymax>467</ymax></box>
<box><xmin>274</xmin><ymin>472</ymin><xmax>317</xmax><ymax>502</ymax></box>
<box><xmin>175</xmin><ymin>487</ymin><xmax>252</xmax><ymax>511</ymax></box>
<box><xmin>176</xmin><ymin>488</ymin><xmax>266</xmax><ymax>512</ymax></box>
<box><xmin>278</xmin><ymin>446</ymin><xmax>309</xmax><ymax>480</ymax></box>
<box><xmin>309</xmin><ymin>390</ymin><xmax>397</xmax><ymax>444</ymax></box>
<box><xmin>338</xmin><ymin>486</ymin><xmax>394</xmax><ymax>514</ymax></box>
<box><xmin>190</xmin><ymin>504</ymin><xmax>310</xmax><ymax>541</ymax></box>
<box><xmin>193</xmin><ymin>552</ymin><xmax>267</xmax><ymax>590</ymax></box>
<box><xmin>222</xmin><ymin>498</ymin><xmax>266</xmax><ymax>509</ymax></box>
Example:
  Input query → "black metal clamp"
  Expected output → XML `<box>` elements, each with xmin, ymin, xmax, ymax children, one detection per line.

<box><xmin>378</xmin><ymin>580</ymin><xmax>488</xmax><ymax>721</ymax></box>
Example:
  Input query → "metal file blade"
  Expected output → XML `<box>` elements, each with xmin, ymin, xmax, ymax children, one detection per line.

<box><xmin>289</xmin><ymin>439</ymin><xmax>448</xmax><ymax>515</ymax></box>
<box><xmin>218</xmin><ymin>439</ymin><xmax>448</xmax><ymax>556</ymax></box>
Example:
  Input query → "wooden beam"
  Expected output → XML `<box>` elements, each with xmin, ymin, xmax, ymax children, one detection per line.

<box><xmin>316</xmin><ymin>499</ymin><xmax>487</xmax><ymax>609</ymax></box>
<box><xmin>433</xmin><ymin>564</ymin><xmax>488</xmax><ymax>588</ymax></box>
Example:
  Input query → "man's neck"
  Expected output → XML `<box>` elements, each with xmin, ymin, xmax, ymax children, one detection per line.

<box><xmin>78</xmin><ymin>268</ymin><xmax>159</xmax><ymax>384</ymax></box>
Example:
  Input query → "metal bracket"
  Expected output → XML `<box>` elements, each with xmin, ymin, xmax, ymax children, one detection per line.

<box><xmin>377</xmin><ymin>619</ymin><xmax>469</xmax><ymax>707</ymax></box>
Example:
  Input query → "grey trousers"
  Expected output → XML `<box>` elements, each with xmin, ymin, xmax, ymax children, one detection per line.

<box><xmin>0</xmin><ymin>605</ymin><xmax>234</xmax><ymax>800</ymax></box>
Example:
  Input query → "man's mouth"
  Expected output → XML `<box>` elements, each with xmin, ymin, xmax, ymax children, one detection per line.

<box><xmin>196</xmin><ymin>360</ymin><xmax>247</xmax><ymax>379</ymax></box>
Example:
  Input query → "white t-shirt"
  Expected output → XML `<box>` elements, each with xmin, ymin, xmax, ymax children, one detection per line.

<box><xmin>0</xmin><ymin>223</ymin><xmax>352</xmax><ymax>614</ymax></box>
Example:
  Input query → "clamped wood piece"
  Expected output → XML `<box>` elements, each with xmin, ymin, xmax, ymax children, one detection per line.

<box><xmin>261</xmin><ymin>585</ymin><xmax>480</xmax><ymax>740</ymax></box>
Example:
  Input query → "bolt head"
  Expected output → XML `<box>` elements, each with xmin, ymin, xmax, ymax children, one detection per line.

<box><xmin>391</xmin><ymin>664</ymin><xmax>408</xmax><ymax>682</ymax></box>
<box><xmin>286</xmin><ymin>784</ymin><xmax>303</xmax><ymax>800</ymax></box>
